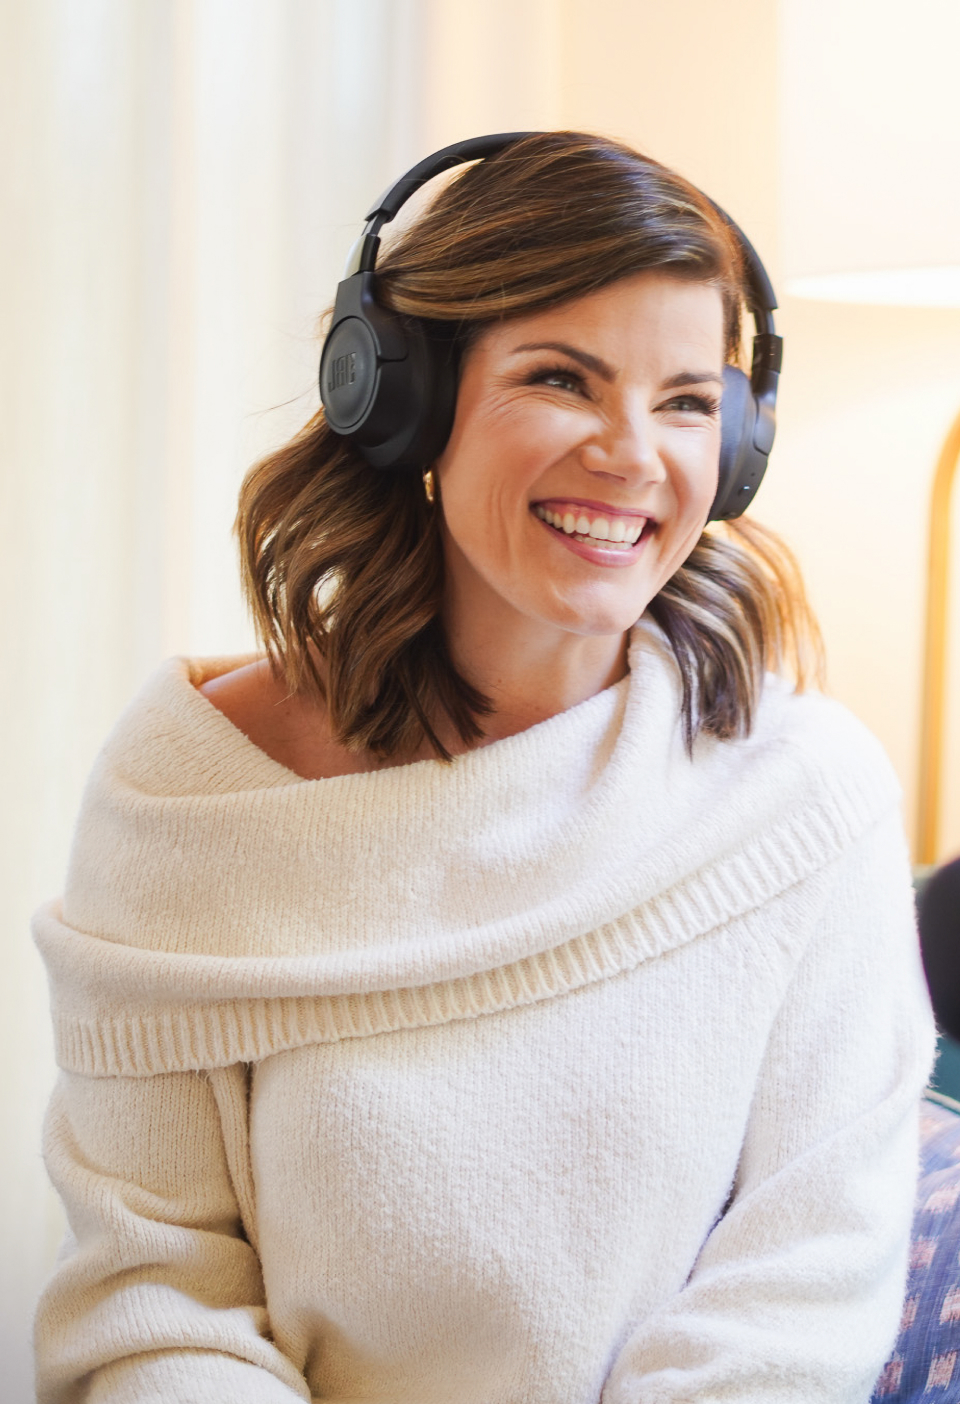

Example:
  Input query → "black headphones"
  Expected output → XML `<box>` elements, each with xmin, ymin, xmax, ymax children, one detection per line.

<box><xmin>319</xmin><ymin>132</ymin><xmax>782</xmax><ymax>522</ymax></box>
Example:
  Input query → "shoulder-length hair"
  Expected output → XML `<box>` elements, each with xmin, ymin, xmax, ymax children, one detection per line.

<box><xmin>236</xmin><ymin>131</ymin><xmax>822</xmax><ymax>760</ymax></box>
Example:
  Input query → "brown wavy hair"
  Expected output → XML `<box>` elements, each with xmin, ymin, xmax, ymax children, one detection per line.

<box><xmin>236</xmin><ymin>131</ymin><xmax>822</xmax><ymax>760</ymax></box>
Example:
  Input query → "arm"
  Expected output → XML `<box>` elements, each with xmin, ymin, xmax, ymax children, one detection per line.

<box><xmin>35</xmin><ymin>1063</ymin><xmax>310</xmax><ymax>1404</ymax></box>
<box><xmin>602</xmin><ymin>808</ymin><xmax>937</xmax><ymax>1404</ymax></box>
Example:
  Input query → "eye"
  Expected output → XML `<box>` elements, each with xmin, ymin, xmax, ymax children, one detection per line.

<box><xmin>661</xmin><ymin>392</ymin><xmax>721</xmax><ymax>417</ymax></box>
<box><xmin>525</xmin><ymin>364</ymin><xmax>588</xmax><ymax>395</ymax></box>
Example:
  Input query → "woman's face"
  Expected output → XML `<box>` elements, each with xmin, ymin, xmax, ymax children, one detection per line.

<box><xmin>434</xmin><ymin>271</ymin><xmax>726</xmax><ymax>649</ymax></box>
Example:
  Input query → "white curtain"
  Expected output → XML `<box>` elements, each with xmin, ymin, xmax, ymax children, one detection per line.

<box><xmin>0</xmin><ymin>2</ymin><xmax>424</xmax><ymax>1397</ymax></box>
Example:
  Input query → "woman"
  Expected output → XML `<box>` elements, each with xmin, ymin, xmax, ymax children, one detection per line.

<box><xmin>34</xmin><ymin>132</ymin><xmax>935</xmax><ymax>1404</ymax></box>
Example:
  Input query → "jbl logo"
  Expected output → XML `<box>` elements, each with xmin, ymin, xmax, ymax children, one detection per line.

<box><xmin>327</xmin><ymin>352</ymin><xmax>357</xmax><ymax>392</ymax></box>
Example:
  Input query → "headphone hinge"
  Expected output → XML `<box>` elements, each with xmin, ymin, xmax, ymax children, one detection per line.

<box><xmin>751</xmin><ymin>333</ymin><xmax>783</xmax><ymax>384</ymax></box>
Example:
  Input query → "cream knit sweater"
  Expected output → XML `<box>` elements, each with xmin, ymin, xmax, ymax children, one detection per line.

<box><xmin>34</xmin><ymin>626</ymin><xmax>936</xmax><ymax>1404</ymax></box>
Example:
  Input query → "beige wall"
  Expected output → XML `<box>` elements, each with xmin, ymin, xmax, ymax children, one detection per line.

<box><xmin>421</xmin><ymin>0</ymin><xmax>960</xmax><ymax>859</ymax></box>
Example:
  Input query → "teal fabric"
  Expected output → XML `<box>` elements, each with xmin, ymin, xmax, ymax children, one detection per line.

<box><xmin>929</xmin><ymin>1033</ymin><xmax>960</xmax><ymax>1105</ymax></box>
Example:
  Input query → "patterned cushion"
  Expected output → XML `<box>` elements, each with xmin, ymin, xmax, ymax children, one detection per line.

<box><xmin>871</xmin><ymin>1096</ymin><xmax>960</xmax><ymax>1400</ymax></box>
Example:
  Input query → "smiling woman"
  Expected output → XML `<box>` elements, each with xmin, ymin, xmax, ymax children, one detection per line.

<box><xmin>33</xmin><ymin>133</ymin><xmax>935</xmax><ymax>1404</ymax></box>
<box><xmin>226</xmin><ymin>133</ymin><xmax>818</xmax><ymax>770</ymax></box>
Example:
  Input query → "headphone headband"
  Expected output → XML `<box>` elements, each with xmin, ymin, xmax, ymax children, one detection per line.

<box><xmin>365</xmin><ymin>133</ymin><xmax>532</xmax><ymax>226</ymax></box>
<box><xmin>347</xmin><ymin>133</ymin><xmax>532</xmax><ymax>277</ymax></box>
<box><xmin>320</xmin><ymin>132</ymin><xmax>782</xmax><ymax>520</ymax></box>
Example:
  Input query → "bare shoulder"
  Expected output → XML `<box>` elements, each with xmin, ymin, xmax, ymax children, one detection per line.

<box><xmin>199</xmin><ymin>657</ymin><xmax>284</xmax><ymax>724</ymax></box>
<box><xmin>199</xmin><ymin>658</ymin><xmax>324</xmax><ymax>776</ymax></box>
<box><xmin>197</xmin><ymin>658</ymin><xmax>379</xmax><ymax>779</ymax></box>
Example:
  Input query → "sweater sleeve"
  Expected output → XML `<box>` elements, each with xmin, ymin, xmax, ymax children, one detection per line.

<box><xmin>601</xmin><ymin>806</ymin><xmax>938</xmax><ymax>1404</ymax></box>
<box><xmin>34</xmin><ymin>1064</ymin><xmax>311</xmax><ymax>1404</ymax></box>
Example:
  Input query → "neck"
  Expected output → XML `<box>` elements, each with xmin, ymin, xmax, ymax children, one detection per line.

<box><xmin>440</xmin><ymin>603</ymin><xmax>630</xmax><ymax>751</ymax></box>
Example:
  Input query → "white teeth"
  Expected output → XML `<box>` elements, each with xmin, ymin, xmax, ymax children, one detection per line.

<box><xmin>533</xmin><ymin>503</ymin><xmax>648</xmax><ymax>546</ymax></box>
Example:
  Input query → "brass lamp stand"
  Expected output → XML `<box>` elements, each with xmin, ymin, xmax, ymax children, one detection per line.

<box><xmin>917</xmin><ymin>406</ymin><xmax>960</xmax><ymax>865</ymax></box>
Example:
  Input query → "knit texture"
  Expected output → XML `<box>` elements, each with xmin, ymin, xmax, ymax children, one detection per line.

<box><xmin>34</xmin><ymin>625</ymin><xmax>937</xmax><ymax>1404</ymax></box>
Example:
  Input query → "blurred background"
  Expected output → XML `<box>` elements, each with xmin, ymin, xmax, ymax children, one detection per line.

<box><xmin>3</xmin><ymin>1</ymin><xmax>959</xmax><ymax>1397</ymax></box>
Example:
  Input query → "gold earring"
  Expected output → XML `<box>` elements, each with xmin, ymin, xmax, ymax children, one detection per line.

<box><xmin>422</xmin><ymin>468</ymin><xmax>436</xmax><ymax>505</ymax></box>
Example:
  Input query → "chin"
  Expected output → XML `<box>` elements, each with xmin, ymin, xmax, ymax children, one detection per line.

<box><xmin>537</xmin><ymin>593</ymin><xmax>651</xmax><ymax>639</ymax></box>
<box><xmin>527</xmin><ymin>561</ymin><xmax>670</xmax><ymax>637</ymax></box>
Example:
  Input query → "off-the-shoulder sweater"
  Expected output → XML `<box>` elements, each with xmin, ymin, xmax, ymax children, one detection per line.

<box><xmin>33</xmin><ymin>625</ymin><xmax>936</xmax><ymax>1404</ymax></box>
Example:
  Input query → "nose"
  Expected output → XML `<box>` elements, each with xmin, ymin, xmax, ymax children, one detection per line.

<box><xmin>579</xmin><ymin>399</ymin><xmax>665</xmax><ymax>483</ymax></box>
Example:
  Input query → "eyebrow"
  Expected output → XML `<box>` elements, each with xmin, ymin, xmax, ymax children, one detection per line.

<box><xmin>509</xmin><ymin>341</ymin><xmax>723</xmax><ymax>390</ymax></box>
<box><xmin>510</xmin><ymin>341</ymin><xmax>616</xmax><ymax>381</ymax></box>
<box><xmin>660</xmin><ymin>370</ymin><xmax>725</xmax><ymax>389</ymax></box>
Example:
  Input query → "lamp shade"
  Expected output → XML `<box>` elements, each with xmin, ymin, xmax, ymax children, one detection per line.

<box><xmin>780</xmin><ymin>0</ymin><xmax>960</xmax><ymax>306</ymax></box>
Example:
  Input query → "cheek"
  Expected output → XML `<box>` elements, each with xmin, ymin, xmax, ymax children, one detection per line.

<box><xmin>675</xmin><ymin>432</ymin><xmax>721</xmax><ymax>518</ymax></box>
<box><xmin>440</xmin><ymin>403</ymin><xmax>578</xmax><ymax>523</ymax></box>
<box><xmin>447</xmin><ymin>392</ymin><xmax>586</xmax><ymax>470</ymax></box>
<box><xmin>437</xmin><ymin>448</ymin><xmax>511</xmax><ymax>574</ymax></box>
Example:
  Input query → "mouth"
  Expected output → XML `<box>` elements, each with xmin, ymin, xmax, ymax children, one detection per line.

<box><xmin>531</xmin><ymin>499</ymin><xmax>654</xmax><ymax>553</ymax></box>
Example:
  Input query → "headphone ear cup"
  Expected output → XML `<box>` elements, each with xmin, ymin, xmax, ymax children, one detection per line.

<box><xmin>710</xmin><ymin>365</ymin><xmax>764</xmax><ymax>522</ymax></box>
<box><xmin>319</xmin><ymin>271</ymin><xmax>459</xmax><ymax>471</ymax></box>
<box><xmin>320</xmin><ymin>311</ymin><xmax>384</xmax><ymax>438</ymax></box>
<box><xmin>360</xmin><ymin>320</ymin><xmax>459</xmax><ymax>470</ymax></box>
